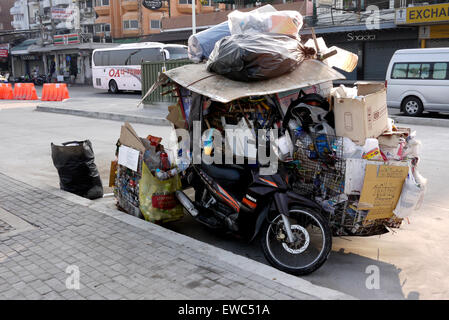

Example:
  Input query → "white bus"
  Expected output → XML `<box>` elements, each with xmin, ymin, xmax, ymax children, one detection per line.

<box><xmin>92</xmin><ymin>42</ymin><xmax>188</xmax><ymax>93</ymax></box>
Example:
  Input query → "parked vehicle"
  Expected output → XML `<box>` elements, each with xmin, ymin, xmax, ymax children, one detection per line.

<box><xmin>92</xmin><ymin>42</ymin><xmax>188</xmax><ymax>93</ymax></box>
<box><xmin>32</xmin><ymin>74</ymin><xmax>49</xmax><ymax>86</ymax></box>
<box><xmin>176</xmin><ymin>162</ymin><xmax>332</xmax><ymax>276</ymax></box>
<box><xmin>386</xmin><ymin>47</ymin><xmax>449</xmax><ymax>116</ymax></box>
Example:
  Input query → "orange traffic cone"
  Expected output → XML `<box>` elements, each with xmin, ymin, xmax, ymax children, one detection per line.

<box><xmin>61</xmin><ymin>83</ymin><xmax>70</xmax><ymax>100</ymax></box>
<box><xmin>26</xmin><ymin>84</ymin><xmax>38</xmax><ymax>100</ymax></box>
<box><xmin>3</xmin><ymin>84</ymin><xmax>13</xmax><ymax>100</ymax></box>
<box><xmin>0</xmin><ymin>84</ymin><xmax>4</xmax><ymax>99</ymax></box>
<box><xmin>49</xmin><ymin>84</ymin><xmax>58</xmax><ymax>101</ymax></box>
<box><xmin>13</xmin><ymin>83</ymin><xmax>22</xmax><ymax>100</ymax></box>
<box><xmin>41</xmin><ymin>83</ymin><xmax>50</xmax><ymax>101</ymax></box>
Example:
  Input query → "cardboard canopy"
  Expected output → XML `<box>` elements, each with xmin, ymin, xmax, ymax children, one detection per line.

<box><xmin>154</xmin><ymin>59</ymin><xmax>345</xmax><ymax>103</ymax></box>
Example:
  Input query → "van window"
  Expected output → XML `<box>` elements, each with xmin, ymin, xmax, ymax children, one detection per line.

<box><xmin>392</xmin><ymin>63</ymin><xmax>407</xmax><ymax>78</ymax></box>
<box><xmin>433</xmin><ymin>63</ymin><xmax>447</xmax><ymax>79</ymax></box>
<box><xmin>391</xmin><ymin>62</ymin><xmax>447</xmax><ymax>80</ymax></box>
<box><xmin>407</xmin><ymin>64</ymin><xmax>421</xmax><ymax>78</ymax></box>
<box><xmin>421</xmin><ymin>64</ymin><xmax>430</xmax><ymax>78</ymax></box>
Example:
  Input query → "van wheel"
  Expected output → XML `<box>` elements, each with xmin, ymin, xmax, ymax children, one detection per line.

<box><xmin>402</xmin><ymin>96</ymin><xmax>423</xmax><ymax>116</ymax></box>
<box><xmin>108</xmin><ymin>80</ymin><xmax>119</xmax><ymax>94</ymax></box>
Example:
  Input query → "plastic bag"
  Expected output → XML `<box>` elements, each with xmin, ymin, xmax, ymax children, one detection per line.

<box><xmin>228</xmin><ymin>9</ymin><xmax>303</xmax><ymax>37</ymax></box>
<box><xmin>188</xmin><ymin>22</ymin><xmax>231</xmax><ymax>63</ymax></box>
<box><xmin>139</xmin><ymin>162</ymin><xmax>184</xmax><ymax>223</ymax></box>
<box><xmin>206</xmin><ymin>33</ymin><xmax>314</xmax><ymax>82</ymax></box>
<box><xmin>51</xmin><ymin>140</ymin><xmax>103</xmax><ymax>200</ymax></box>
<box><xmin>393</xmin><ymin>168</ymin><xmax>426</xmax><ymax>218</ymax></box>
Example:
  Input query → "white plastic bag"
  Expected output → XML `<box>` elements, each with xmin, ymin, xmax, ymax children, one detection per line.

<box><xmin>393</xmin><ymin>168</ymin><xmax>426</xmax><ymax>218</ymax></box>
<box><xmin>228</xmin><ymin>9</ymin><xmax>303</xmax><ymax>37</ymax></box>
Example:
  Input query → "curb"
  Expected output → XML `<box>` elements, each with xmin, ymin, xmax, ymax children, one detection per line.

<box><xmin>35</xmin><ymin>105</ymin><xmax>170</xmax><ymax>126</ymax></box>
<box><xmin>9</xmin><ymin>171</ymin><xmax>355</xmax><ymax>300</ymax></box>
<box><xmin>390</xmin><ymin>114</ymin><xmax>449</xmax><ymax>128</ymax></box>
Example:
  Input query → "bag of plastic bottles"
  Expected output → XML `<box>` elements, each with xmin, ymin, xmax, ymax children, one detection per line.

<box><xmin>139</xmin><ymin>162</ymin><xmax>184</xmax><ymax>223</ymax></box>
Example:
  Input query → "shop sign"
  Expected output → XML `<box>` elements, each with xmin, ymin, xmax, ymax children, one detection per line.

<box><xmin>396</xmin><ymin>3</ymin><xmax>449</xmax><ymax>25</ymax></box>
<box><xmin>54</xmin><ymin>34</ymin><xmax>80</xmax><ymax>45</ymax></box>
<box><xmin>51</xmin><ymin>7</ymin><xmax>74</xmax><ymax>20</ymax></box>
<box><xmin>142</xmin><ymin>0</ymin><xmax>162</xmax><ymax>10</ymax></box>
<box><xmin>0</xmin><ymin>44</ymin><xmax>9</xmax><ymax>58</ymax></box>
<box><xmin>347</xmin><ymin>33</ymin><xmax>376</xmax><ymax>41</ymax></box>
<box><xmin>21</xmin><ymin>55</ymin><xmax>39</xmax><ymax>61</ymax></box>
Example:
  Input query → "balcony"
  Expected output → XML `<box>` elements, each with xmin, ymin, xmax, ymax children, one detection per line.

<box><xmin>10</xmin><ymin>6</ymin><xmax>24</xmax><ymax>15</ymax></box>
<box><xmin>53</xmin><ymin>0</ymin><xmax>72</xmax><ymax>6</ymax></box>
<box><xmin>94</xmin><ymin>5</ymin><xmax>110</xmax><ymax>16</ymax></box>
<box><xmin>176</xmin><ymin>2</ymin><xmax>213</xmax><ymax>14</ymax></box>
<box><xmin>11</xmin><ymin>20</ymin><xmax>25</xmax><ymax>29</ymax></box>
<box><xmin>122</xmin><ymin>0</ymin><xmax>138</xmax><ymax>11</ymax></box>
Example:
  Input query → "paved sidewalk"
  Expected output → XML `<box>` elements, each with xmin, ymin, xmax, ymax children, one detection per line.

<box><xmin>35</xmin><ymin>96</ymin><xmax>170</xmax><ymax>126</ymax></box>
<box><xmin>0</xmin><ymin>173</ymin><xmax>351</xmax><ymax>300</ymax></box>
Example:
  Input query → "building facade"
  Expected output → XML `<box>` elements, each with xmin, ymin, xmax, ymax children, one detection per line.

<box><xmin>0</xmin><ymin>0</ymin><xmax>15</xmax><ymax>31</ymax></box>
<box><xmin>300</xmin><ymin>0</ymin><xmax>449</xmax><ymax>82</ymax></box>
<box><xmin>93</xmin><ymin>0</ymin><xmax>226</xmax><ymax>41</ymax></box>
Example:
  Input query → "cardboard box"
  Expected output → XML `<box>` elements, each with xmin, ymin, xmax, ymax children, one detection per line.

<box><xmin>333</xmin><ymin>82</ymin><xmax>389</xmax><ymax>145</ymax></box>
<box><xmin>357</xmin><ymin>163</ymin><xmax>409</xmax><ymax>221</ymax></box>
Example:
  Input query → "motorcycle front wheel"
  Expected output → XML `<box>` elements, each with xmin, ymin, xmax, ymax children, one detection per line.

<box><xmin>261</xmin><ymin>208</ymin><xmax>332</xmax><ymax>276</ymax></box>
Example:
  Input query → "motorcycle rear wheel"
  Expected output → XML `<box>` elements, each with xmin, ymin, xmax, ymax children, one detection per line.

<box><xmin>261</xmin><ymin>208</ymin><xmax>332</xmax><ymax>276</ymax></box>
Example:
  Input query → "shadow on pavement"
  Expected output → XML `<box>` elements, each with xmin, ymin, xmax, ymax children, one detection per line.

<box><xmin>166</xmin><ymin>214</ymin><xmax>411</xmax><ymax>300</ymax></box>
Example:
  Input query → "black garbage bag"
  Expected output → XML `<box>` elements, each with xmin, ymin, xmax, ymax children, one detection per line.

<box><xmin>51</xmin><ymin>140</ymin><xmax>103</xmax><ymax>200</ymax></box>
<box><xmin>206</xmin><ymin>33</ymin><xmax>315</xmax><ymax>82</ymax></box>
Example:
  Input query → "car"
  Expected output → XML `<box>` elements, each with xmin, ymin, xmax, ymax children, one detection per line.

<box><xmin>386</xmin><ymin>47</ymin><xmax>449</xmax><ymax>116</ymax></box>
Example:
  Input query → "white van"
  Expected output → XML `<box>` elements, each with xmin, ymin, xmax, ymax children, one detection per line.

<box><xmin>386</xmin><ymin>48</ymin><xmax>449</xmax><ymax>116</ymax></box>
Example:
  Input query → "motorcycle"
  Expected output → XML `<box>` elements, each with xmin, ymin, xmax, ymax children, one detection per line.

<box><xmin>32</xmin><ymin>74</ymin><xmax>49</xmax><ymax>86</ymax></box>
<box><xmin>176</xmin><ymin>160</ymin><xmax>332</xmax><ymax>275</ymax></box>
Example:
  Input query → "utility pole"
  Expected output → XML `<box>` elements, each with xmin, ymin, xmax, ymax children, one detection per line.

<box><xmin>26</xmin><ymin>0</ymin><xmax>31</xmax><ymax>31</ymax></box>
<box><xmin>192</xmin><ymin>0</ymin><xmax>196</xmax><ymax>35</ymax></box>
<box><xmin>50</xmin><ymin>0</ymin><xmax>56</xmax><ymax>39</ymax></box>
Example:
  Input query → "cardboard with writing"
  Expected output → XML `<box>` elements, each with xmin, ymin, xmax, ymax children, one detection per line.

<box><xmin>358</xmin><ymin>164</ymin><xmax>409</xmax><ymax>221</ymax></box>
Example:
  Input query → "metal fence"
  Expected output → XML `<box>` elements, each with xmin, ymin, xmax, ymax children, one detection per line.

<box><xmin>141</xmin><ymin>59</ymin><xmax>192</xmax><ymax>104</ymax></box>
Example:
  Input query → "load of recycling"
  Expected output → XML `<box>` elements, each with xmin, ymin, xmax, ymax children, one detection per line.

<box><xmin>112</xmin><ymin>4</ymin><xmax>426</xmax><ymax>236</ymax></box>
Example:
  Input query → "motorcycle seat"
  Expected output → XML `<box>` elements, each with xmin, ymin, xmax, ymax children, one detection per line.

<box><xmin>201</xmin><ymin>163</ymin><xmax>241</xmax><ymax>183</ymax></box>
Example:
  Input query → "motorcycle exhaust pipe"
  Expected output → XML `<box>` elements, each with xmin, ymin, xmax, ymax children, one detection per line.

<box><xmin>175</xmin><ymin>191</ymin><xmax>199</xmax><ymax>217</ymax></box>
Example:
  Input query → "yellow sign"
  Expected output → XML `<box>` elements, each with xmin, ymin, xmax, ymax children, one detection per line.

<box><xmin>396</xmin><ymin>3</ymin><xmax>449</xmax><ymax>25</ymax></box>
<box><xmin>420</xmin><ymin>24</ymin><xmax>449</xmax><ymax>39</ymax></box>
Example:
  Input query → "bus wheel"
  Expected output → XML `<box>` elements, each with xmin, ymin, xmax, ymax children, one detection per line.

<box><xmin>109</xmin><ymin>80</ymin><xmax>119</xmax><ymax>94</ymax></box>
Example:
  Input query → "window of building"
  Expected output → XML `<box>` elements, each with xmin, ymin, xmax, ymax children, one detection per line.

<box><xmin>178</xmin><ymin>0</ymin><xmax>192</xmax><ymax>4</ymax></box>
<box><xmin>95</xmin><ymin>0</ymin><xmax>109</xmax><ymax>6</ymax></box>
<box><xmin>150</xmin><ymin>20</ymin><xmax>161</xmax><ymax>30</ymax></box>
<box><xmin>123</xmin><ymin>20</ymin><xmax>139</xmax><ymax>30</ymax></box>
<box><xmin>94</xmin><ymin>23</ymin><xmax>110</xmax><ymax>33</ymax></box>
